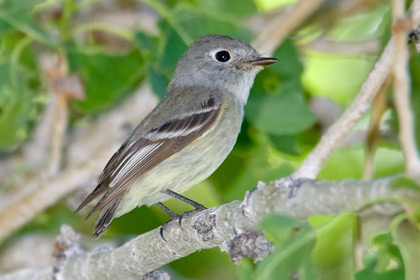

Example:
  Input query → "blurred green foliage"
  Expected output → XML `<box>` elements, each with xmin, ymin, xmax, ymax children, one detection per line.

<box><xmin>68</xmin><ymin>48</ymin><xmax>145</xmax><ymax>114</ymax></box>
<box><xmin>355</xmin><ymin>233</ymin><xmax>405</xmax><ymax>280</ymax></box>
<box><xmin>253</xmin><ymin>220</ymin><xmax>318</xmax><ymax>280</ymax></box>
<box><xmin>1</xmin><ymin>0</ymin><xmax>419</xmax><ymax>279</ymax></box>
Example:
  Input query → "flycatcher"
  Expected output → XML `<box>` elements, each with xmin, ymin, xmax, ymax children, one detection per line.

<box><xmin>75</xmin><ymin>34</ymin><xmax>277</xmax><ymax>238</ymax></box>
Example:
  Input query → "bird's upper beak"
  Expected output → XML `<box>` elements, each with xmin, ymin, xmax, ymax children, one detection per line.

<box><xmin>247</xmin><ymin>57</ymin><xmax>278</xmax><ymax>66</ymax></box>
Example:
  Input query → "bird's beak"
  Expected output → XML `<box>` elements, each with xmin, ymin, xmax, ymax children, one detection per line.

<box><xmin>248</xmin><ymin>57</ymin><xmax>278</xmax><ymax>66</ymax></box>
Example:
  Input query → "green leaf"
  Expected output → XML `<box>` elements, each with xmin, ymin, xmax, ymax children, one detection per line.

<box><xmin>0</xmin><ymin>18</ymin><xmax>13</xmax><ymax>41</ymax></box>
<box><xmin>356</xmin><ymin>268</ymin><xmax>403</xmax><ymax>280</ymax></box>
<box><xmin>148</xmin><ymin>65</ymin><xmax>169</xmax><ymax>99</ymax></box>
<box><xmin>309</xmin><ymin>213</ymin><xmax>357</xmax><ymax>280</ymax></box>
<box><xmin>254</xmin><ymin>0</ymin><xmax>297</xmax><ymax>12</ymax></box>
<box><xmin>135</xmin><ymin>32</ymin><xmax>158</xmax><ymax>58</ymax></box>
<box><xmin>302</xmin><ymin>51</ymin><xmax>377</xmax><ymax>105</ymax></box>
<box><xmin>210</xmin><ymin>131</ymin><xmax>294</xmax><ymax>202</ymax></box>
<box><xmin>328</xmin><ymin>4</ymin><xmax>391</xmax><ymax>42</ymax></box>
<box><xmin>410</xmin><ymin>52</ymin><xmax>420</xmax><ymax>149</ymax></box>
<box><xmin>169</xmin><ymin>247</ymin><xmax>237</xmax><ymax>279</ymax></box>
<box><xmin>356</xmin><ymin>233</ymin><xmax>405</xmax><ymax>280</ymax></box>
<box><xmin>172</xmin><ymin>4</ymin><xmax>253</xmax><ymax>41</ymax></box>
<box><xmin>250</xmin><ymin>39</ymin><xmax>303</xmax><ymax>99</ymax></box>
<box><xmin>0</xmin><ymin>0</ymin><xmax>55</xmax><ymax>47</ymax></box>
<box><xmin>157</xmin><ymin>23</ymin><xmax>189</xmax><ymax>74</ymax></box>
<box><xmin>246</xmin><ymin>92</ymin><xmax>316</xmax><ymax>135</ymax></box>
<box><xmin>106</xmin><ymin>206</ymin><xmax>162</xmax><ymax>237</ymax></box>
<box><xmin>319</xmin><ymin>147</ymin><xmax>364</xmax><ymax>179</ymax></box>
<box><xmin>134</xmin><ymin>33</ymin><xmax>168</xmax><ymax>99</ymax></box>
<box><xmin>258</xmin><ymin>214</ymin><xmax>305</xmax><ymax>247</ymax></box>
<box><xmin>196</xmin><ymin>0</ymin><xmax>257</xmax><ymax>17</ymax></box>
<box><xmin>246</xmin><ymin>39</ymin><xmax>316</xmax><ymax>136</ymax></box>
<box><xmin>254</xmin><ymin>223</ymin><xmax>318</xmax><ymax>280</ymax></box>
<box><xmin>270</xmin><ymin>39</ymin><xmax>303</xmax><ymax>79</ymax></box>
<box><xmin>237</xmin><ymin>258</ymin><xmax>255</xmax><ymax>280</ymax></box>
<box><xmin>0</xmin><ymin>37</ymin><xmax>39</xmax><ymax>151</ymax></box>
<box><xmin>269</xmin><ymin>135</ymin><xmax>301</xmax><ymax>155</ymax></box>
<box><xmin>389</xmin><ymin>176</ymin><xmax>420</xmax><ymax>192</ymax></box>
<box><xmin>319</xmin><ymin>145</ymin><xmax>405</xmax><ymax>180</ymax></box>
<box><xmin>68</xmin><ymin>48</ymin><xmax>145</xmax><ymax>114</ymax></box>
<box><xmin>0</xmin><ymin>78</ymin><xmax>34</xmax><ymax>150</ymax></box>
<box><xmin>393</xmin><ymin>224</ymin><xmax>420</xmax><ymax>280</ymax></box>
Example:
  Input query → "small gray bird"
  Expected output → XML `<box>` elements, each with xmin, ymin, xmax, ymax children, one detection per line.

<box><xmin>75</xmin><ymin>34</ymin><xmax>277</xmax><ymax>238</ymax></box>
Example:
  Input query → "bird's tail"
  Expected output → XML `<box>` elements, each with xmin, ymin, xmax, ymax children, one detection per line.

<box><xmin>92</xmin><ymin>193</ymin><xmax>124</xmax><ymax>239</ymax></box>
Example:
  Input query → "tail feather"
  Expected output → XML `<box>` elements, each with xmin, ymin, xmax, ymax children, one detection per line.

<box><xmin>92</xmin><ymin>193</ymin><xmax>124</xmax><ymax>239</ymax></box>
<box><xmin>73</xmin><ymin>181</ymin><xmax>108</xmax><ymax>214</ymax></box>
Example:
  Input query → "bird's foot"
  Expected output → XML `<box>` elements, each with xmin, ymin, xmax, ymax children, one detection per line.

<box><xmin>156</xmin><ymin>201</ymin><xmax>207</xmax><ymax>241</ymax></box>
<box><xmin>177</xmin><ymin>204</ymin><xmax>207</xmax><ymax>227</ymax></box>
<box><xmin>159</xmin><ymin>219</ymin><xmax>178</xmax><ymax>242</ymax></box>
<box><xmin>156</xmin><ymin>202</ymin><xmax>181</xmax><ymax>241</ymax></box>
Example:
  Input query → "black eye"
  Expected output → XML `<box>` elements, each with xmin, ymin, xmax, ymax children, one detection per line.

<box><xmin>215</xmin><ymin>51</ymin><xmax>230</xmax><ymax>62</ymax></box>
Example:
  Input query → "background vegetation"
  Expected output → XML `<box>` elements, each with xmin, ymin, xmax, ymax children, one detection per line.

<box><xmin>0</xmin><ymin>0</ymin><xmax>419</xmax><ymax>279</ymax></box>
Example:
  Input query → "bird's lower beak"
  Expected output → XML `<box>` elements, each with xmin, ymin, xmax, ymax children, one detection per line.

<box><xmin>248</xmin><ymin>57</ymin><xmax>278</xmax><ymax>66</ymax></box>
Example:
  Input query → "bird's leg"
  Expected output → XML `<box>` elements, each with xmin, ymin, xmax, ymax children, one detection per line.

<box><xmin>157</xmin><ymin>189</ymin><xmax>207</xmax><ymax>240</ymax></box>
<box><xmin>156</xmin><ymin>202</ymin><xmax>179</xmax><ymax>219</ymax></box>
<box><xmin>162</xmin><ymin>189</ymin><xmax>206</xmax><ymax>211</ymax></box>
<box><xmin>156</xmin><ymin>202</ymin><xmax>182</xmax><ymax>241</ymax></box>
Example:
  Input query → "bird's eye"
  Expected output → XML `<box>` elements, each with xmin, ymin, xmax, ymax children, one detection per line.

<box><xmin>215</xmin><ymin>51</ymin><xmax>230</xmax><ymax>62</ymax></box>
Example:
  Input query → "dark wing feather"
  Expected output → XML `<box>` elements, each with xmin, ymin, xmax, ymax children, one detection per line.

<box><xmin>76</xmin><ymin>95</ymin><xmax>221</xmax><ymax>222</ymax></box>
<box><xmin>88</xmin><ymin>108</ymin><xmax>220</xmax><ymax>216</ymax></box>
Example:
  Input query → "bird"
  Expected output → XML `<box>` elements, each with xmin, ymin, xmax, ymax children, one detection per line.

<box><xmin>75</xmin><ymin>34</ymin><xmax>278</xmax><ymax>238</ymax></box>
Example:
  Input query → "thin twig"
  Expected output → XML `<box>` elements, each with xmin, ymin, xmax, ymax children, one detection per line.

<box><xmin>301</xmin><ymin>37</ymin><xmax>380</xmax><ymax>55</ymax></box>
<box><xmin>292</xmin><ymin>38</ymin><xmax>395</xmax><ymax>179</ymax></box>
<box><xmin>363</xmin><ymin>75</ymin><xmax>391</xmax><ymax>179</ymax></box>
<box><xmin>44</xmin><ymin>53</ymin><xmax>85</xmax><ymax>176</ymax></box>
<box><xmin>392</xmin><ymin>0</ymin><xmax>420</xmax><ymax>178</ymax></box>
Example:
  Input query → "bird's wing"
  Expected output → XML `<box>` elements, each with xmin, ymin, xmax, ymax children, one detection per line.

<box><xmin>75</xmin><ymin>93</ymin><xmax>222</xmax><ymax>218</ymax></box>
